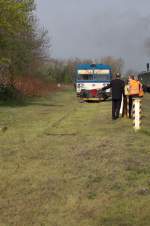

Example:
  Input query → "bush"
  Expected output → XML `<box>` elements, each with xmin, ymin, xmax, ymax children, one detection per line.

<box><xmin>0</xmin><ymin>84</ymin><xmax>23</xmax><ymax>101</ymax></box>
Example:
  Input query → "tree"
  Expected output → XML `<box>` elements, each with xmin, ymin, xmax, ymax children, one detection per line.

<box><xmin>0</xmin><ymin>0</ymin><xmax>50</xmax><ymax>81</ymax></box>
<box><xmin>0</xmin><ymin>0</ymin><xmax>34</xmax><ymax>75</ymax></box>
<box><xmin>125</xmin><ymin>69</ymin><xmax>138</xmax><ymax>77</ymax></box>
<box><xmin>101</xmin><ymin>56</ymin><xmax>124</xmax><ymax>77</ymax></box>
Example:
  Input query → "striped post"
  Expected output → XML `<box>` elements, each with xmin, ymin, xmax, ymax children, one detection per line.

<box><xmin>132</xmin><ymin>98</ymin><xmax>142</xmax><ymax>131</ymax></box>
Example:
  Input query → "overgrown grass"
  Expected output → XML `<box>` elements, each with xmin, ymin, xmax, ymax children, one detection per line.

<box><xmin>0</xmin><ymin>90</ymin><xmax>150</xmax><ymax>226</ymax></box>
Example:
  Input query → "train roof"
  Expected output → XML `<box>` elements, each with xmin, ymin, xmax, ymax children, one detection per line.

<box><xmin>76</xmin><ymin>64</ymin><xmax>112</xmax><ymax>70</ymax></box>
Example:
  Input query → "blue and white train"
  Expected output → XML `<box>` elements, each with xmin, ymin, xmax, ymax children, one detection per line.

<box><xmin>75</xmin><ymin>64</ymin><xmax>112</xmax><ymax>101</ymax></box>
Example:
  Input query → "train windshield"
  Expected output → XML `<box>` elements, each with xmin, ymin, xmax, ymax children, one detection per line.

<box><xmin>94</xmin><ymin>74</ymin><xmax>110</xmax><ymax>81</ymax></box>
<box><xmin>77</xmin><ymin>68</ymin><xmax>111</xmax><ymax>81</ymax></box>
<box><xmin>93</xmin><ymin>69</ymin><xmax>111</xmax><ymax>81</ymax></box>
<box><xmin>77</xmin><ymin>69</ymin><xmax>93</xmax><ymax>80</ymax></box>
<box><xmin>77</xmin><ymin>74</ymin><xmax>93</xmax><ymax>80</ymax></box>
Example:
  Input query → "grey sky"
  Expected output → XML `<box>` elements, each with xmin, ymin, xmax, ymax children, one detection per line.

<box><xmin>36</xmin><ymin>0</ymin><xmax>150</xmax><ymax>72</ymax></box>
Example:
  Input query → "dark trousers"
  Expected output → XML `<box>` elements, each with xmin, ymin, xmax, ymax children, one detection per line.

<box><xmin>129</xmin><ymin>95</ymin><xmax>139</xmax><ymax>118</ymax></box>
<box><xmin>122</xmin><ymin>96</ymin><xmax>128</xmax><ymax>117</ymax></box>
<box><xmin>129</xmin><ymin>96</ymin><xmax>133</xmax><ymax>118</ymax></box>
<box><xmin>112</xmin><ymin>99</ymin><xmax>122</xmax><ymax>119</ymax></box>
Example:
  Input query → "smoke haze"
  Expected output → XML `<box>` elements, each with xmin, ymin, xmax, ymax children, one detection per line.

<box><xmin>36</xmin><ymin>0</ymin><xmax>150</xmax><ymax>72</ymax></box>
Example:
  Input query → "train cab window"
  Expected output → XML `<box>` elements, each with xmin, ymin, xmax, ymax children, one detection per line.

<box><xmin>94</xmin><ymin>74</ymin><xmax>110</xmax><ymax>81</ymax></box>
<box><xmin>77</xmin><ymin>74</ymin><xmax>93</xmax><ymax>80</ymax></box>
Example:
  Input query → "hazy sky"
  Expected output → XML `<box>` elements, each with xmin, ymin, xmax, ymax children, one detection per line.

<box><xmin>36</xmin><ymin>0</ymin><xmax>150</xmax><ymax>72</ymax></box>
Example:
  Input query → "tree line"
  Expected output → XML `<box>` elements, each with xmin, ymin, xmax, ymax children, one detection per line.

<box><xmin>38</xmin><ymin>56</ymin><xmax>124</xmax><ymax>84</ymax></box>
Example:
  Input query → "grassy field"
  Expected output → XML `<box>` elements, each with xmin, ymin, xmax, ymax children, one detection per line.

<box><xmin>0</xmin><ymin>88</ymin><xmax>150</xmax><ymax>226</ymax></box>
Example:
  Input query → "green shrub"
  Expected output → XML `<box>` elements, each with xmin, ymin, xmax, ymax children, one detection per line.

<box><xmin>0</xmin><ymin>84</ymin><xmax>23</xmax><ymax>101</ymax></box>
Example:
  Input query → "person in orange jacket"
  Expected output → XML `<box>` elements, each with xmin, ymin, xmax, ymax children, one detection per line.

<box><xmin>128</xmin><ymin>75</ymin><xmax>144</xmax><ymax>118</ymax></box>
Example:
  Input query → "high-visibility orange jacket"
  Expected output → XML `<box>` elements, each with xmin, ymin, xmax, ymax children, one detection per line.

<box><xmin>129</xmin><ymin>79</ymin><xmax>144</xmax><ymax>97</ymax></box>
<box><xmin>139</xmin><ymin>81</ymin><xmax>144</xmax><ymax>97</ymax></box>
<box><xmin>129</xmin><ymin>80</ymin><xmax>140</xmax><ymax>95</ymax></box>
